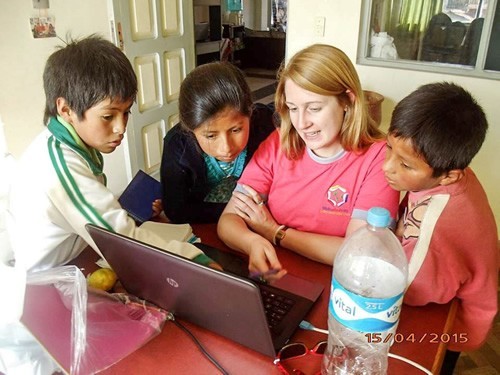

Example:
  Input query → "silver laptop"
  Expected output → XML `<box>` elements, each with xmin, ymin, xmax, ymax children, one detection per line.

<box><xmin>85</xmin><ymin>223</ymin><xmax>323</xmax><ymax>357</ymax></box>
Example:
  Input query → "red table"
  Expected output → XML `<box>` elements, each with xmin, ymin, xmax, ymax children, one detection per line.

<box><xmin>73</xmin><ymin>223</ymin><xmax>454</xmax><ymax>374</ymax></box>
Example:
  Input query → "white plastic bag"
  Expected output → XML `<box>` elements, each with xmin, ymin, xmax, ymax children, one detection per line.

<box><xmin>0</xmin><ymin>263</ymin><xmax>49</xmax><ymax>375</ymax></box>
<box><xmin>1</xmin><ymin>265</ymin><xmax>168</xmax><ymax>375</ymax></box>
<box><xmin>370</xmin><ymin>31</ymin><xmax>399</xmax><ymax>59</ymax></box>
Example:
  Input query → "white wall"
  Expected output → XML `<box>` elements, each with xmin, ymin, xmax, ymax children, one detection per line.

<box><xmin>0</xmin><ymin>0</ymin><xmax>111</xmax><ymax>156</ymax></box>
<box><xmin>287</xmin><ymin>0</ymin><xmax>500</xmax><ymax>233</ymax></box>
<box><xmin>0</xmin><ymin>0</ymin><xmax>129</xmax><ymax>194</ymax></box>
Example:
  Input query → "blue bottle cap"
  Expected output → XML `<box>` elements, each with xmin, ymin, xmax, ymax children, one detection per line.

<box><xmin>367</xmin><ymin>207</ymin><xmax>391</xmax><ymax>227</ymax></box>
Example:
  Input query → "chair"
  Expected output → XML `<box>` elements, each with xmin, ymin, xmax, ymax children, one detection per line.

<box><xmin>446</xmin><ymin>21</ymin><xmax>467</xmax><ymax>47</ymax></box>
<box><xmin>421</xmin><ymin>12</ymin><xmax>452</xmax><ymax>62</ymax></box>
<box><xmin>443</xmin><ymin>21</ymin><xmax>467</xmax><ymax>63</ymax></box>
<box><xmin>460</xmin><ymin>17</ymin><xmax>484</xmax><ymax>65</ymax></box>
<box><xmin>421</xmin><ymin>13</ymin><xmax>468</xmax><ymax>64</ymax></box>
<box><xmin>393</xmin><ymin>23</ymin><xmax>421</xmax><ymax>60</ymax></box>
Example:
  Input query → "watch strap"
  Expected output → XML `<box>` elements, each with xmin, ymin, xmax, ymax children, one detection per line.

<box><xmin>273</xmin><ymin>224</ymin><xmax>288</xmax><ymax>246</ymax></box>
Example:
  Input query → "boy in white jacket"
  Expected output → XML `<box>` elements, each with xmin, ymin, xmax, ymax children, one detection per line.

<box><xmin>8</xmin><ymin>35</ymin><xmax>214</xmax><ymax>271</ymax></box>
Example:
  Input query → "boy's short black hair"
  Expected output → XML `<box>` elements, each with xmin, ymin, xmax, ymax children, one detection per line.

<box><xmin>389</xmin><ymin>82</ymin><xmax>487</xmax><ymax>177</ymax></box>
<box><xmin>43</xmin><ymin>34</ymin><xmax>137</xmax><ymax>124</ymax></box>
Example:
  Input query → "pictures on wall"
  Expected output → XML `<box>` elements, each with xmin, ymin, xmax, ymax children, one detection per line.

<box><xmin>30</xmin><ymin>16</ymin><xmax>56</xmax><ymax>39</ymax></box>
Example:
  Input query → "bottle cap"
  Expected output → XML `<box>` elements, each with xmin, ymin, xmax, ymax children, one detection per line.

<box><xmin>367</xmin><ymin>207</ymin><xmax>390</xmax><ymax>227</ymax></box>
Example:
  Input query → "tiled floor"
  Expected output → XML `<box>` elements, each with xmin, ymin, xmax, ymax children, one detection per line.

<box><xmin>244</xmin><ymin>68</ymin><xmax>277</xmax><ymax>104</ymax></box>
<box><xmin>244</xmin><ymin>67</ymin><xmax>278</xmax><ymax>79</ymax></box>
<box><xmin>453</xmin><ymin>275</ymin><xmax>500</xmax><ymax>374</ymax></box>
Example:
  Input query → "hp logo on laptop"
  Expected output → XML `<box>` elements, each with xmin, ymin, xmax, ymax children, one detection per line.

<box><xmin>165</xmin><ymin>277</ymin><xmax>179</xmax><ymax>288</ymax></box>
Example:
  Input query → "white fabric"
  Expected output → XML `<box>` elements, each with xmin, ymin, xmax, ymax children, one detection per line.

<box><xmin>0</xmin><ymin>114</ymin><xmax>16</xmax><ymax>265</ymax></box>
<box><xmin>406</xmin><ymin>194</ymin><xmax>450</xmax><ymax>286</ymax></box>
<box><xmin>8</xmin><ymin>128</ymin><xmax>203</xmax><ymax>272</ymax></box>
<box><xmin>370</xmin><ymin>31</ymin><xmax>398</xmax><ymax>59</ymax></box>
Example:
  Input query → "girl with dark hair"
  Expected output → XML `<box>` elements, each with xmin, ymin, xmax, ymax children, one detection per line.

<box><xmin>159</xmin><ymin>62</ymin><xmax>276</xmax><ymax>223</ymax></box>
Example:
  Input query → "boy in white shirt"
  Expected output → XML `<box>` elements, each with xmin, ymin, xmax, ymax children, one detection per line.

<box><xmin>8</xmin><ymin>35</ymin><xmax>214</xmax><ymax>271</ymax></box>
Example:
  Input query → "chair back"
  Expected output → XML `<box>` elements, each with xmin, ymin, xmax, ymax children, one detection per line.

<box><xmin>446</xmin><ymin>21</ymin><xmax>467</xmax><ymax>48</ymax></box>
<box><xmin>461</xmin><ymin>17</ymin><xmax>484</xmax><ymax>65</ymax></box>
<box><xmin>423</xmin><ymin>13</ymin><xmax>452</xmax><ymax>49</ymax></box>
<box><xmin>421</xmin><ymin>13</ymin><xmax>468</xmax><ymax>63</ymax></box>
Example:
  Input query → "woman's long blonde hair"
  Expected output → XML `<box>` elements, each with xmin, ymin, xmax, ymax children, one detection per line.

<box><xmin>275</xmin><ymin>44</ymin><xmax>383</xmax><ymax>159</ymax></box>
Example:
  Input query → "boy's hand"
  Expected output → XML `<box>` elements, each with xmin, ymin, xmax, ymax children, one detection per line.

<box><xmin>395</xmin><ymin>217</ymin><xmax>405</xmax><ymax>238</ymax></box>
<box><xmin>152</xmin><ymin>199</ymin><xmax>163</xmax><ymax>217</ymax></box>
<box><xmin>207</xmin><ymin>261</ymin><xmax>224</xmax><ymax>271</ymax></box>
<box><xmin>112</xmin><ymin>280</ymin><xmax>128</xmax><ymax>294</ymax></box>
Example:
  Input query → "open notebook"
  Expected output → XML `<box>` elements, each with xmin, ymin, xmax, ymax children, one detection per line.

<box><xmin>85</xmin><ymin>223</ymin><xmax>324</xmax><ymax>357</ymax></box>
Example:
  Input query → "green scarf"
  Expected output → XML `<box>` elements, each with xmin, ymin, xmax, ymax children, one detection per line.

<box><xmin>47</xmin><ymin>116</ymin><xmax>106</xmax><ymax>183</ymax></box>
<box><xmin>203</xmin><ymin>148</ymin><xmax>247</xmax><ymax>203</ymax></box>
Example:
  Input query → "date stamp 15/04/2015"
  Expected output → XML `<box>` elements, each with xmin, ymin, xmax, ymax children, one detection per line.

<box><xmin>364</xmin><ymin>332</ymin><xmax>469</xmax><ymax>344</ymax></box>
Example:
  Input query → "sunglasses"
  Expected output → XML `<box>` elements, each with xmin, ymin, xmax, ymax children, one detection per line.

<box><xmin>274</xmin><ymin>341</ymin><xmax>328</xmax><ymax>375</ymax></box>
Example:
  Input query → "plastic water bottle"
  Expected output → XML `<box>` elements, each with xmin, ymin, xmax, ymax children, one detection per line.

<box><xmin>322</xmin><ymin>207</ymin><xmax>408</xmax><ymax>375</ymax></box>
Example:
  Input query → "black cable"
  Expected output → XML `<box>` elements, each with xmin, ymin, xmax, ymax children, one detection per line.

<box><xmin>167</xmin><ymin>313</ymin><xmax>230</xmax><ymax>375</ymax></box>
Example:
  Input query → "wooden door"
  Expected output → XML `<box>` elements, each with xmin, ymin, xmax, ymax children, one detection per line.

<box><xmin>110</xmin><ymin>0</ymin><xmax>196</xmax><ymax>179</ymax></box>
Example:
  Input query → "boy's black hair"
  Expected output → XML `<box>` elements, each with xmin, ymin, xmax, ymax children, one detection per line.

<box><xmin>43</xmin><ymin>34</ymin><xmax>137</xmax><ymax>124</ymax></box>
<box><xmin>389</xmin><ymin>82</ymin><xmax>487</xmax><ymax>177</ymax></box>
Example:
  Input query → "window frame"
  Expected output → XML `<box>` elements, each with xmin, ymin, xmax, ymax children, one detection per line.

<box><xmin>357</xmin><ymin>0</ymin><xmax>500</xmax><ymax>81</ymax></box>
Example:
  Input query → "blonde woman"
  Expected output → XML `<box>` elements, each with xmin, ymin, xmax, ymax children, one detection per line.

<box><xmin>217</xmin><ymin>44</ymin><xmax>399</xmax><ymax>279</ymax></box>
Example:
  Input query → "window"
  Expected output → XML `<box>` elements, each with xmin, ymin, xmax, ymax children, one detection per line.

<box><xmin>358</xmin><ymin>0</ymin><xmax>500</xmax><ymax>79</ymax></box>
<box><xmin>271</xmin><ymin>0</ymin><xmax>288</xmax><ymax>31</ymax></box>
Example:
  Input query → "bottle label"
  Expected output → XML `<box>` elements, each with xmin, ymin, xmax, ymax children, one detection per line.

<box><xmin>329</xmin><ymin>276</ymin><xmax>404</xmax><ymax>333</ymax></box>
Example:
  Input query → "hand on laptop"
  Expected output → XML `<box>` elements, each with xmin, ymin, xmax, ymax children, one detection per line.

<box><xmin>248</xmin><ymin>239</ymin><xmax>287</xmax><ymax>283</ymax></box>
<box><xmin>207</xmin><ymin>261</ymin><xmax>223</xmax><ymax>271</ymax></box>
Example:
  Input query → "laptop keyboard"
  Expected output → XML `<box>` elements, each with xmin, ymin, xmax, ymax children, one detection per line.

<box><xmin>260</xmin><ymin>288</ymin><xmax>295</xmax><ymax>333</ymax></box>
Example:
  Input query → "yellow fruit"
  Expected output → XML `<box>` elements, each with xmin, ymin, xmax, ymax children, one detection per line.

<box><xmin>87</xmin><ymin>268</ymin><xmax>118</xmax><ymax>291</ymax></box>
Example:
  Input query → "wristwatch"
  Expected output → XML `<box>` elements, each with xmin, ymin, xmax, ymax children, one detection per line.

<box><xmin>273</xmin><ymin>225</ymin><xmax>288</xmax><ymax>247</ymax></box>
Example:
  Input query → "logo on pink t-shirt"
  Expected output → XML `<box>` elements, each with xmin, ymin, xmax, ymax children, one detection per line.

<box><xmin>327</xmin><ymin>185</ymin><xmax>349</xmax><ymax>207</ymax></box>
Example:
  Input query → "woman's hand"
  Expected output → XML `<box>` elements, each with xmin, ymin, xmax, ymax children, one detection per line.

<box><xmin>218</xmin><ymin>185</ymin><xmax>287</xmax><ymax>282</ymax></box>
<box><xmin>247</xmin><ymin>237</ymin><xmax>287</xmax><ymax>282</ymax></box>
<box><xmin>232</xmin><ymin>184</ymin><xmax>279</xmax><ymax>242</ymax></box>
